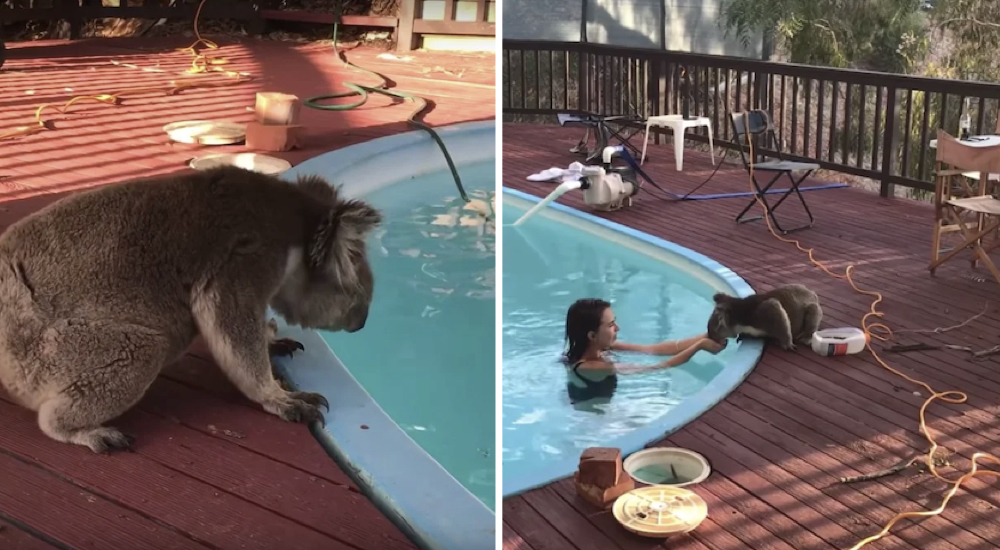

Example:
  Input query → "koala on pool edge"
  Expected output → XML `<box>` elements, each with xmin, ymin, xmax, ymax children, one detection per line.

<box><xmin>706</xmin><ymin>284</ymin><xmax>822</xmax><ymax>351</ymax></box>
<box><xmin>0</xmin><ymin>165</ymin><xmax>382</xmax><ymax>454</ymax></box>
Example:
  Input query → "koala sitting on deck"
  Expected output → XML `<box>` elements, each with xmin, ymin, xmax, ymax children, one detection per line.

<box><xmin>706</xmin><ymin>284</ymin><xmax>822</xmax><ymax>351</ymax></box>
<box><xmin>0</xmin><ymin>166</ymin><xmax>382</xmax><ymax>454</ymax></box>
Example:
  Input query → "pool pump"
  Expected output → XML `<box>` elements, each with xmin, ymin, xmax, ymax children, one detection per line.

<box><xmin>579</xmin><ymin>146</ymin><xmax>641</xmax><ymax>212</ymax></box>
<box><xmin>511</xmin><ymin>146</ymin><xmax>642</xmax><ymax>226</ymax></box>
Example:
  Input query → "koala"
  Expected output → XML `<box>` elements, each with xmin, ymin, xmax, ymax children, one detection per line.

<box><xmin>0</xmin><ymin>165</ymin><xmax>382</xmax><ymax>454</ymax></box>
<box><xmin>706</xmin><ymin>284</ymin><xmax>822</xmax><ymax>351</ymax></box>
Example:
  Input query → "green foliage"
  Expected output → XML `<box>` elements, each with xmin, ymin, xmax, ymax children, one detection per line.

<box><xmin>933</xmin><ymin>0</ymin><xmax>1000</xmax><ymax>82</ymax></box>
<box><xmin>719</xmin><ymin>0</ymin><xmax>930</xmax><ymax>73</ymax></box>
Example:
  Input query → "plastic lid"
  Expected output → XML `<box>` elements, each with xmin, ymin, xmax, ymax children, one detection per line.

<box><xmin>612</xmin><ymin>486</ymin><xmax>708</xmax><ymax>538</ymax></box>
<box><xmin>189</xmin><ymin>152</ymin><xmax>291</xmax><ymax>175</ymax></box>
<box><xmin>164</xmin><ymin>120</ymin><xmax>247</xmax><ymax>145</ymax></box>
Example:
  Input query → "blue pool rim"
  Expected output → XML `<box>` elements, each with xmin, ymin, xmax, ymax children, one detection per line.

<box><xmin>268</xmin><ymin>119</ymin><xmax>496</xmax><ymax>550</ymax></box>
<box><xmin>501</xmin><ymin>186</ymin><xmax>765</xmax><ymax>497</ymax></box>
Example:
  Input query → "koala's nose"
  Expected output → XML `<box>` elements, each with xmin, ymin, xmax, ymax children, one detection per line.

<box><xmin>347</xmin><ymin>309</ymin><xmax>368</xmax><ymax>333</ymax></box>
<box><xmin>348</xmin><ymin>318</ymin><xmax>366</xmax><ymax>333</ymax></box>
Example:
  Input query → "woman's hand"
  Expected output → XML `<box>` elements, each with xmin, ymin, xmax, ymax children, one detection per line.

<box><xmin>698</xmin><ymin>338</ymin><xmax>727</xmax><ymax>355</ymax></box>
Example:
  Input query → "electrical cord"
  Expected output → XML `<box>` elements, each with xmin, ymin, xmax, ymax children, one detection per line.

<box><xmin>614</xmin><ymin>144</ymin><xmax>730</xmax><ymax>201</ymax></box>
<box><xmin>739</xmin><ymin>110</ymin><xmax>1000</xmax><ymax>550</ymax></box>
<box><xmin>646</xmin><ymin>147</ymin><xmax>732</xmax><ymax>201</ymax></box>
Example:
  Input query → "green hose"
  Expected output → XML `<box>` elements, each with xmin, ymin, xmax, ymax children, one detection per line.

<box><xmin>304</xmin><ymin>21</ymin><xmax>470</xmax><ymax>203</ymax></box>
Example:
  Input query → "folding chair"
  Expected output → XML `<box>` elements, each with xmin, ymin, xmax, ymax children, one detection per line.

<box><xmin>730</xmin><ymin>110</ymin><xmax>820</xmax><ymax>234</ymax></box>
<box><xmin>557</xmin><ymin>112</ymin><xmax>646</xmax><ymax>163</ymax></box>
<box><xmin>929</xmin><ymin>129</ymin><xmax>1000</xmax><ymax>285</ymax></box>
<box><xmin>950</xmin><ymin>112</ymin><xmax>1000</xmax><ymax>185</ymax></box>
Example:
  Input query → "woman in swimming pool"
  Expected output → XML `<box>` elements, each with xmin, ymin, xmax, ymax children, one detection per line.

<box><xmin>563</xmin><ymin>298</ymin><xmax>724</xmax><ymax>407</ymax></box>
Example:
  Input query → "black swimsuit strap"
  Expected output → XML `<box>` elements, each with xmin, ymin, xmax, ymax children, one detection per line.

<box><xmin>571</xmin><ymin>361</ymin><xmax>601</xmax><ymax>386</ymax></box>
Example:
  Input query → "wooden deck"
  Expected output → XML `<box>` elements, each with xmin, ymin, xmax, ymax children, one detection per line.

<box><xmin>0</xmin><ymin>36</ymin><xmax>494</xmax><ymax>549</ymax></box>
<box><xmin>502</xmin><ymin>123</ymin><xmax>1000</xmax><ymax>550</ymax></box>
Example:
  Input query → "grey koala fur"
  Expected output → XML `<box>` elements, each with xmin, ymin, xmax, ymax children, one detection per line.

<box><xmin>706</xmin><ymin>284</ymin><xmax>822</xmax><ymax>350</ymax></box>
<box><xmin>0</xmin><ymin>165</ymin><xmax>382</xmax><ymax>454</ymax></box>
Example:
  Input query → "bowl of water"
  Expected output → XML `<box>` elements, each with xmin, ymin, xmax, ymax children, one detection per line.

<box><xmin>623</xmin><ymin>447</ymin><xmax>711</xmax><ymax>487</ymax></box>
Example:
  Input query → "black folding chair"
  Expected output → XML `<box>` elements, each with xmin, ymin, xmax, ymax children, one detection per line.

<box><xmin>729</xmin><ymin>110</ymin><xmax>819</xmax><ymax>234</ymax></box>
<box><xmin>557</xmin><ymin>112</ymin><xmax>646</xmax><ymax>163</ymax></box>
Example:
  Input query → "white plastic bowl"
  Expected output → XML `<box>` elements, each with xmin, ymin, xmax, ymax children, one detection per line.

<box><xmin>164</xmin><ymin>120</ymin><xmax>246</xmax><ymax>145</ymax></box>
<box><xmin>623</xmin><ymin>447</ymin><xmax>711</xmax><ymax>487</ymax></box>
<box><xmin>189</xmin><ymin>153</ymin><xmax>291</xmax><ymax>175</ymax></box>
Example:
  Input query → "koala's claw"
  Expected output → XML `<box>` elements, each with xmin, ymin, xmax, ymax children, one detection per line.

<box><xmin>87</xmin><ymin>428</ymin><xmax>136</xmax><ymax>454</ymax></box>
<box><xmin>290</xmin><ymin>390</ymin><xmax>330</xmax><ymax>411</ymax></box>
<box><xmin>269</xmin><ymin>338</ymin><xmax>305</xmax><ymax>358</ymax></box>
<box><xmin>277</xmin><ymin>393</ymin><xmax>327</xmax><ymax>427</ymax></box>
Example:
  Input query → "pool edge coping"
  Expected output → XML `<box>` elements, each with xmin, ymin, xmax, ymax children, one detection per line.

<box><xmin>271</xmin><ymin>119</ymin><xmax>497</xmax><ymax>550</ymax></box>
<box><xmin>500</xmin><ymin>186</ymin><xmax>766</xmax><ymax>497</ymax></box>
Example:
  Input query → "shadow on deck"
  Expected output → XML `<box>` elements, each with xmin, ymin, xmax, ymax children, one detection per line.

<box><xmin>0</xmin><ymin>36</ymin><xmax>495</xmax><ymax>549</ymax></box>
<box><xmin>502</xmin><ymin>123</ymin><xmax>1000</xmax><ymax>550</ymax></box>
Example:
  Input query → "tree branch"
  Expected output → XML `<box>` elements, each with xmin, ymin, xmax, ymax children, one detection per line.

<box><xmin>937</xmin><ymin>17</ymin><xmax>1000</xmax><ymax>31</ymax></box>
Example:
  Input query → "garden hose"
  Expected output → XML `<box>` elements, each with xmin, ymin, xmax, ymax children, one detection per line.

<box><xmin>739</xmin><ymin>111</ymin><xmax>1000</xmax><ymax>550</ymax></box>
<box><xmin>304</xmin><ymin>21</ymin><xmax>471</xmax><ymax>204</ymax></box>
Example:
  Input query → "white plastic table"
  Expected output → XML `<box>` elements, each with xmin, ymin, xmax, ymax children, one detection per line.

<box><xmin>928</xmin><ymin>134</ymin><xmax>1000</xmax><ymax>149</ymax></box>
<box><xmin>640</xmin><ymin>114</ymin><xmax>714</xmax><ymax>171</ymax></box>
<box><xmin>928</xmin><ymin>134</ymin><xmax>1000</xmax><ymax>181</ymax></box>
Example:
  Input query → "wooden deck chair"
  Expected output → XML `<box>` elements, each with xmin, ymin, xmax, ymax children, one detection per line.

<box><xmin>929</xmin><ymin>129</ymin><xmax>1000</xmax><ymax>284</ymax></box>
<box><xmin>729</xmin><ymin>109</ymin><xmax>820</xmax><ymax>234</ymax></box>
<box><xmin>952</xmin><ymin>112</ymin><xmax>1000</xmax><ymax>185</ymax></box>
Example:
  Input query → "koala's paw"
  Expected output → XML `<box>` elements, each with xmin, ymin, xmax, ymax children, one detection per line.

<box><xmin>269</xmin><ymin>338</ymin><xmax>305</xmax><ymax>358</ymax></box>
<box><xmin>272</xmin><ymin>392</ymin><xmax>329</xmax><ymax>426</ymax></box>
<box><xmin>289</xmin><ymin>390</ymin><xmax>330</xmax><ymax>411</ymax></box>
<box><xmin>82</xmin><ymin>427</ymin><xmax>136</xmax><ymax>454</ymax></box>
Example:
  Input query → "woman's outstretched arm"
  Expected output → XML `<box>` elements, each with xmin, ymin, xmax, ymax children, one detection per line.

<box><xmin>611</xmin><ymin>333</ymin><xmax>711</xmax><ymax>356</ymax></box>
<box><xmin>614</xmin><ymin>338</ymin><xmax>725</xmax><ymax>374</ymax></box>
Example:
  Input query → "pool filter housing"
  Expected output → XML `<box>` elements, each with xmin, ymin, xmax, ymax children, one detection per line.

<box><xmin>580</xmin><ymin>147</ymin><xmax>641</xmax><ymax>211</ymax></box>
<box><xmin>582</xmin><ymin>169</ymin><xmax>639</xmax><ymax>212</ymax></box>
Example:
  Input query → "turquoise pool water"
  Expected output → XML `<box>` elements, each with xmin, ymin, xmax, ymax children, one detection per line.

<box><xmin>501</xmin><ymin>190</ymin><xmax>760</xmax><ymax>495</ymax></box>
<box><xmin>319</xmin><ymin>161</ymin><xmax>496</xmax><ymax>509</ymax></box>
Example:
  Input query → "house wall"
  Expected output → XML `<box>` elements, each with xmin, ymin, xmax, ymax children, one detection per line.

<box><xmin>503</xmin><ymin>0</ymin><xmax>762</xmax><ymax>59</ymax></box>
<box><xmin>501</xmin><ymin>0</ymin><xmax>585</xmax><ymax>42</ymax></box>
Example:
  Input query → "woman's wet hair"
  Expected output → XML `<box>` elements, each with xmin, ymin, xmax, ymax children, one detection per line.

<box><xmin>563</xmin><ymin>298</ymin><xmax>611</xmax><ymax>364</ymax></box>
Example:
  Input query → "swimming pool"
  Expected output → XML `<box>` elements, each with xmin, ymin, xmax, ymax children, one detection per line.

<box><xmin>319</xmin><ymin>161</ymin><xmax>495</xmax><ymax>509</ymax></box>
<box><xmin>270</xmin><ymin>120</ymin><xmax>495</xmax><ymax>550</ymax></box>
<box><xmin>501</xmin><ymin>187</ymin><xmax>763</xmax><ymax>496</ymax></box>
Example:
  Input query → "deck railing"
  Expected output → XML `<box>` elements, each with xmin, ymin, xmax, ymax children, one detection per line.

<box><xmin>0</xmin><ymin>0</ymin><xmax>497</xmax><ymax>52</ymax></box>
<box><xmin>503</xmin><ymin>39</ymin><xmax>1000</xmax><ymax>197</ymax></box>
<box><xmin>0</xmin><ymin>0</ymin><xmax>261</xmax><ymax>38</ymax></box>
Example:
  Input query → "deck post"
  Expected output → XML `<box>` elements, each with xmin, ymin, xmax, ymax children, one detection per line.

<box><xmin>57</xmin><ymin>0</ymin><xmax>82</xmax><ymax>39</ymax></box>
<box><xmin>880</xmin><ymin>86</ymin><xmax>900</xmax><ymax>198</ymax></box>
<box><xmin>248</xmin><ymin>0</ymin><xmax>276</xmax><ymax>36</ymax></box>
<box><xmin>396</xmin><ymin>0</ymin><xmax>417</xmax><ymax>52</ymax></box>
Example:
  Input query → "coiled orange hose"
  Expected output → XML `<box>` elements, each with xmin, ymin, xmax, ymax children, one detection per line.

<box><xmin>741</xmin><ymin>111</ymin><xmax>1000</xmax><ymax>550</ymax></box>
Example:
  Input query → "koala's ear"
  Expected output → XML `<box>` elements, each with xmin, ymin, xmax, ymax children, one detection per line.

<box><xmin>306</xmin><ymin>200</ymin><xmax>383</xmax><ymax>272</ymax></box>
<box><xmin>307</xmin><ymin>211</ymin><xmax>338</xmax><ymax>271</ymax></box>
<box><xmin>297</xmin><ymin>174</ymin><xmax>338</xmax><ymax>204</ymax></box>
<box><xmin>335</xmin><ymin>199</ymin><xmax>382</xmax><ymax>242</ymax></box>
<box><xmin>712</xmin><ymin>293</ymin><xmax>730</xmax><ymax>304</ymax></box>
